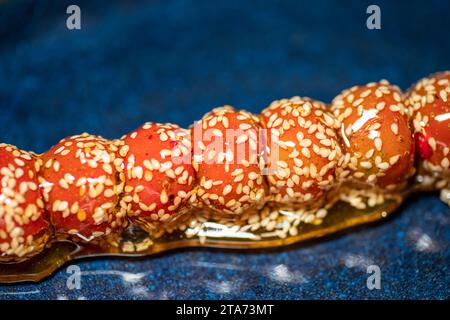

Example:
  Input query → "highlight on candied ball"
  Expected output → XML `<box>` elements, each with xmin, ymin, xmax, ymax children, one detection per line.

<box><xmin>39</xmin><ymin>133</ymin><xmax>127</xmax><ymax>241</ymax></box>
<box><xmin>331</xmin><ymin>80</ymin><xmax>415</xmax><ymax>190</ymax></box>
<box><xmin>260</xmin><ymin>97</ymin><xmax>342</xmax><ymax>205</ymax></box>
<box><xmin>120</xmin><ymin>122</ymin><xmax>195</xmax><ymax>230</ymax></box>
<box><xmin>0</xmin><ymin>144</ymin><xmax>50</xmax><ymax>261</ymax></box>
<box><xmin>405</xmin><ymin>71</ymin><xmax>450</xmax><ymax>182</ymax></box>
<box><xmin>192</xmin><ymin>106</ymin><xmax>266</xmax><ymax>215</ymax></box>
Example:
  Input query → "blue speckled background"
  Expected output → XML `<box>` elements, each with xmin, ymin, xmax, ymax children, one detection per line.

<box><xmin>0</xmin><ymin>0</ymin><xmax>449</xmax><ymax>299</ymax></box>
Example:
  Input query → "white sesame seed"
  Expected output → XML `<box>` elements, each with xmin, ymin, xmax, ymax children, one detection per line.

<box><xmin>389</xmin><ymin>104</ymin><xmax>401</xmax><ymax>112</ymax></box>
<box><xmin>439</xmin><ymin>90</ymin><xmax>448</xmax><ymax>102</ymax></box>
<box><xmin>389</xmin><ymin>155</ymin><xmax>400</xmax><ymax>165</ymax></box>
<box><xmin>374</xmin><ymin>138</ymin><xmax>382</xmax><ymax>151</ymax></box>
<box><xmin>160</xmin><ymin>190</ymin><xmax>169</xmax><ymax>204</ymax></box>
<box><xmin>428</xmin><ymin>137</ymin><xmax>437</xmax><ymax>151</ymax></box>
<box><xmin>377</xmin><ymin>162</ymin><xmax>390</xmax><ymax>170</ymax></box>
<box><xmin>390</xmin><ymin>123</ymin><xmax>399</xmax><ymax>135</ymax></box>
<box><xmin>301</xmin><ymin>148</ymin><xmax>311</xmax><ymax>158</ymax></box>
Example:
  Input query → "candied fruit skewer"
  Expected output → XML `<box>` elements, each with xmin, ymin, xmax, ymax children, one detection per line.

<box><xmin>120</xmin><ymin>122</ymin><xmax>195</xmax><ymax>232</ymax></box>
<box><xmin>260</xmin><ymin>97</ymin><xmax>342</xmax><ymax>208</ymax></box>
<box><xmin>0</xmin><ymin>144</ymin><xmax>51</xmax><ymax>262</ymax></box>
<box><xmin>331</xmin><ymin>80</ymin><xmax>415</xmax><ymax>191</ymax></box>
<box><xmin>405</xmin><ymin>72</ymin><xmax>450</xmax><ymax>184</ymax></box>
<box><xmin>39</xmin><ymin>133</ymin><xmax>127</xmax><ymax>242</ymax></box>
<box><xmin>405</xmin><ymin>72</ymin><xmax>450</xmax><ymax>205</ymax></box>
<box><xmin>1</xmin><ymin>72</ymin><xmax>450</xmax><ymax>264</ymax></box>
<box><xmin>191</xmin><ymin>106</ymin><xmax>267</xmax><ymax>215</ymax></box>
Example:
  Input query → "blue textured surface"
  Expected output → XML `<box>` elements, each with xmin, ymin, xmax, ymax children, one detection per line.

<box><xmin>0</xmin><ymin>0</ymin><xmax>449</xmax><ymax>299</ymax></box>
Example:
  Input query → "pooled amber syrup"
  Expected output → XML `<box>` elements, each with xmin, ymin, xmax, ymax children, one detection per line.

<box><xmin>0</xmin><ymin>180</ymin><xmax>443</xmax><ymax>283</ymax></box>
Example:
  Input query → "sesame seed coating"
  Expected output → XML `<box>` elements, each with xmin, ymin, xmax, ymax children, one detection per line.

<box><xmin>40</xmin><ymin>133</ymin><xmax>127</xmax><ymax>241</ymax></box>
<box><xmin>2</xmin><ymin>71</ymin><xmax>450</xmax><ymax>263</ymax></box>
<box><xmin>192</xmin><ymin>106</ymin><xmax>266</xmax><ymax>215</ymax></box>
<box><xmin>260</xmin><ymin>97</ymin><xmax>342</xmax><ymax>204</ymax></box>
<box><xmin>331</xmin><ymin>81</ymin><xmax>414</xmax><ymax>189</ymax></box>
<box><xmin>405</xmin><ymin>72</ymin><xmax>450</xmax><ymax>178</ymax></box>
<box><xmin>121</xmin><ymin>123</ymin><xmax>195</xmax><ymax>229</ymax></box>
<box><xmin>0</xmin><ymin>144</ymin><xmax>50</xmax><ymax>261</ymax></box>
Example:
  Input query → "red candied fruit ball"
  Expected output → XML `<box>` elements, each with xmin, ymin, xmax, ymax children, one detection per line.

<box><xmin>0</xmin><ymin>144</ymin><xmax>50</xmax><ymax>261</ymax></box>
<box><xmin>331</xmin><ymin>80</ymin><xmax>415</xmax><ymax>190</ymax></box>
<box><xmin>406</xmin><ymin>71</ymin><xmax>450</xmax><ymax>179</ymax></box>
<box><xmin>40</xmin><ymin>133</ymin><xmax>127</xmax><ymax>241</ymax></box>
<box><xmin>120</xmin><ymin>122</ymin><xmax>195</xmax><ymax>229</ymax></box>
<box><xmin>192</xmin><ymin>106</ymin><xmax>266</xmax><ymax>215</ymax></box>
<box><xmin>260</xmin><ymin>97</ymin><xmax>342</xmax><ymax>205</ymax></box>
